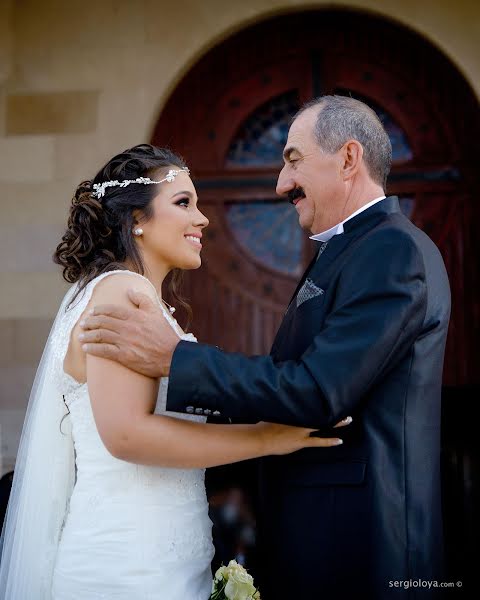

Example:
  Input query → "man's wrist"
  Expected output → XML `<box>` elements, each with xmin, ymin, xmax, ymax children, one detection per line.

<box><xmin>158</xmin><ymin>338</ymin><xmax>179</xmax><ymax>377</ymax></box>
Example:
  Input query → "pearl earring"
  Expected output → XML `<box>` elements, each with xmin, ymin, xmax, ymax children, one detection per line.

<box><xmin>133</xmin><ymin>228</ymin><xmax>143</xmax><ymax>236</ymax></box>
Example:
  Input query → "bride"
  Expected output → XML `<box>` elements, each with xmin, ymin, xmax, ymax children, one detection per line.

<box><xmin>0</xmin><ymin>144</ymin><xmax>348</xmax><ymax>599</ymax></box>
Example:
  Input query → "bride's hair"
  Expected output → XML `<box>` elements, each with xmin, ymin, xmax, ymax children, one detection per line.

<box><xmin>53</xmin><ymin>144</ymin><xmax>191</xmax><ymax>322</ymax></box>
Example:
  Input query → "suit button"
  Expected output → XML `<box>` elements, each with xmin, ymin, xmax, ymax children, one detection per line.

<box><xmin>186</xmin><ymin>406</ymin><xmax>194</xmax><ymax>414</ymax></box>
<box><xmin>195</xmin><ymin>408</ymin><xmax>203</xmax><ymax>415</ymax></box>
<box><xmin>213</xmin><ymin>410</ymin><xmax>221</xmax><ymax>416</ymax></box>
<box><xmin>204</xmin><ymin>409</ymin><xmax>212</xmax><ymax>416</ymax></box>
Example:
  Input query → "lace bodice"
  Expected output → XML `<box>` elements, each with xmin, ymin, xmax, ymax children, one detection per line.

<box><xmin>50</xmin><ymin>271</ymin><xmax>214</xmax><ymax>599</ymax></box>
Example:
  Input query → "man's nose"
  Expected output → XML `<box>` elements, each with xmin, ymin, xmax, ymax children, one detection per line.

<box><xmin>276</xmin><ymin>165</ymin><xmax>294</xmax><ymax>196</ymax></box>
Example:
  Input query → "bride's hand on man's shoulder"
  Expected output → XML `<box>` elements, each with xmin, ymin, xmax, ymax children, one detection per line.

<box><xmin>256</xmin><ymin>416</ymin><xmax>352</xmax><ymax>455</ymax></box>
<box><xmin>79</xmin><ymin>288</ymin><xmax>179</xmax><ymax>378</ymax></box>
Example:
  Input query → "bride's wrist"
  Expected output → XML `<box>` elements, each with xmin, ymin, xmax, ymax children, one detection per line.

<box><xmin>255</xmin><ymin>422</ymin><xmax>270</xmax><ymax>456</ymax></box>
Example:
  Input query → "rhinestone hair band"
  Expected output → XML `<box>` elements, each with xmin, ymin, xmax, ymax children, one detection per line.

<box><xmin>91</xmin><ymin>168</ymin><xmax>190</xmax><ymax>199</ymax></box>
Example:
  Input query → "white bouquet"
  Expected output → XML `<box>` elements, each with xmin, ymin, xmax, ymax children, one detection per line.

<box><xmin>210</xmin><ymin>560</ymin><xmax>261</xmax><ymax>600</ymax></box>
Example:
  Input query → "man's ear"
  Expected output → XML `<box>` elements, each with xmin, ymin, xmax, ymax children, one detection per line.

<box><xmin>340</xmin><ymin>140</ymin><xmax>364</xmax><ymax>180</ymax></box>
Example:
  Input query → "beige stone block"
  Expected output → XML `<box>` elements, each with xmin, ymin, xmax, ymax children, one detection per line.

<box><xmin>0</xmin><ymin>181</ymin><xmax>72</xmax><ymax>226</ymax></box>
<box><xmin>0</xmin><ymin>319</ymin><xmax>50</xmax><ymax>368</ymax></box>
<box><xmin>6</xmin><ymin>91</ymin><xmax>99</xmax><ymax>135</ymax></box>
<box><xmin>54</xmin><ymin>133</ymin><xmax>108</xmax><ymax>182</ymax></box>
<box><xmin>13</xmin><ymin>318</ymin><xmax>52</xmax><ymax>365</ymax></box>
<box><xmin>96</xmin><ymin>89</ymin><xmax>155</xmax><ymax>152</ymax></box>
<box><xmin>0</xmin><ymin>272</ymin><xmax>69</xmax><ymax>319</ymax></box>
<box><xmin>0</xmin><ymin>221</ymin><xmax>64</xmax><ymax>272</ymax></box>
<box><xmin>0</xmin><ymin>408</ymin><xmax>29</xmax><ymax>473</ymax></box>
<box><xmin>0</xmin><ymin>366</ymin><xmax>36</xmax><ymax>411</ymax></box>
<box><xmin>143</xmin><ymin>0</ymin><xmax>245</xmax><ymax>52</ymax></box>
<box><xmin>0</xmin><ymin>318</ymin><xmax>52</xmax><ymax>368</ymax></box>
<box><xmin>0</xmin><ymin>320</ymin><xmax>15</xmax><ymax>366</ymax></box>
<box><xmin>11</xmin><ymin>0</ymin><xmax>147</xmax><ymax>91</ymax></box>
<box><xmin>0</xmin><ymin>136</ymin><xmax>55</xmax><ymax>183</ymax></box>
<box><xmin>0</xmin><ymin>93</ymin><xmax>6</xmax><ymax>137</ymax></box>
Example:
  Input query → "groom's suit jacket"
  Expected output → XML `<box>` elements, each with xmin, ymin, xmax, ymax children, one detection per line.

<box><xmin>167</xmin><ymin>197</ymin><xmax>451</xmax><ymax>599</ymax></box>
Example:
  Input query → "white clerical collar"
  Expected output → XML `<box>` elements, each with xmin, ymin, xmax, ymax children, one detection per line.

<box><xmin>310</xmin><ymin>195</ymin><xmax>386</xmax><ymax>243</ymax></box>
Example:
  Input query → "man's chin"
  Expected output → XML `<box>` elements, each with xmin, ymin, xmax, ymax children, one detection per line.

<box><xmin>297</xmin><ymin>215</ymin><xmax>314</xmax><ymax>231</ymax></box>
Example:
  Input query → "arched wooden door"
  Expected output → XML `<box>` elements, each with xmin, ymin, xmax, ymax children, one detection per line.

<box><xmin>153</xmin><ymin>9</ymin><xmax>479</xmax><ymax>386</ymax></box>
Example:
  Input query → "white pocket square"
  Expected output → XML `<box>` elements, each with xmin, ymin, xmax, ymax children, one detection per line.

<box><xmin>296</xmin><ymin>278</ymin><xmax>325</xmax><ymax>308</ymax></box>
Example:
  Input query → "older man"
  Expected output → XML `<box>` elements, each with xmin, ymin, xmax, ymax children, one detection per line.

<box><xmin>81</xmin><ymin>96</ymin><xmax>450</xmax><ymax>598</ymax></box>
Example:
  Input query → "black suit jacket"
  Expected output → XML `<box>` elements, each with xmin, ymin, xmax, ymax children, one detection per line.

<box><xmin>167</xmin><ymin>197</ymin><xmax>451</xmax><ymax>599</ymax></box>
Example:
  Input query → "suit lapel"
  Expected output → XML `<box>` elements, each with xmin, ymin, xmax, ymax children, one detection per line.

<box><xmin>271</xmin><ymin>242</ymin><xmax>330</xmax><ymax>356</ymax></box>
<box><xmin>306</xmin><ymin>232</ymin><xmax>356</xmax><ymax>281</ymax></box>
<box><xmin>306</xmin><ymin>196</ymin><xmax>403</xmax><ymax>281</ymax></box>
<box><xmin>270</xmin><ymin>197</ymin><xmax>403</xmax><ymax>357</ymax></box>
<box><xmin>286</xmin><ymin>232</ymin><xmax>353</xmax><ymax>311</ymax></box>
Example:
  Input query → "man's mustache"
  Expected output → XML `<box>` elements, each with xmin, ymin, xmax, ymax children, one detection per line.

<box><xmin>287</xmin><ymin>187</ymin><xmax>306</xmax><ymax>204</ymax></box>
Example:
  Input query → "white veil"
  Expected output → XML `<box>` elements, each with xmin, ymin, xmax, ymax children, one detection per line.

<box><xmin>0</xmin><ymin>286</ymin><xmax>76</xmax><ymax>599</ymax></box>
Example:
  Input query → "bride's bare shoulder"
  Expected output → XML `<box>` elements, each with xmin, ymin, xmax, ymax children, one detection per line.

<box><xmin>64</xmin><ymin>272</ymin><xmax>159</xmax><ymax>383</ymax></box>
<box><xmin>88</xmin><ymin>271</ymin><xmax>158</xmax><ymax>308</ymax></box>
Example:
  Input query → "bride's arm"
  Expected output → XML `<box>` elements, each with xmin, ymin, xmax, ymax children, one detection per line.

<box><xmin>82</xmin><ymin>275</ymin><xmax>344</xmax><ymax>469</ymax></box>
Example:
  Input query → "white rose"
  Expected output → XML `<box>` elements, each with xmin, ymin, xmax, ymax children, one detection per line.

<box><xmin>224</xmin><ymin>563</ymin><xmax>257</xmax><ymax>600</ymax></box>
<box><xmin>214</xmin><ymin>565</ymin><xmax>229</xmax><ymax>582</ymax></box>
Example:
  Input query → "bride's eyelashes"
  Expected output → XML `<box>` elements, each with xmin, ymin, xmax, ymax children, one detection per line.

<box><xmin>175</xmin><ymin>197</ymin><xmax>190</xmax><ymax>208</ymax></box>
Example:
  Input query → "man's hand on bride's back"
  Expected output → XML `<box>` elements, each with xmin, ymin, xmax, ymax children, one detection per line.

<box><xmin>79</xmin><ymin>289</ymin><xmax>177</xmax><ymax>378</ymax></box>
<box><xmin>257</xmin><ymin>416</ymin><xmax>352</xmax><ymax>455</ymax></box>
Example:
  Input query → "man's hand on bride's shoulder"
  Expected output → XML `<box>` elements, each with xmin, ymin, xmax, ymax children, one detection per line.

<box><xmin>256</xmin><ymin>416</ymin><xmax>352</xmax><ymax>455</ymax></box>
<box><xmin>79</xmin><ymin>289</ymin><xmax>179</xmax><ymax>378</ymax></box>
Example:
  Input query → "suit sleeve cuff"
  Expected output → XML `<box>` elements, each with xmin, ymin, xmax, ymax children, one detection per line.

<box><xmin>166</xmin><ymin>340</ymin><xmax>222</xmax><ymax>417</ymax></box>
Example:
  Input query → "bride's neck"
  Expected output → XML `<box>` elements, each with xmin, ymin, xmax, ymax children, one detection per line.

<box><xmin>122</xmin><ymin>258</ymin><xmax>170</xmax><ymax>298</ymax></box>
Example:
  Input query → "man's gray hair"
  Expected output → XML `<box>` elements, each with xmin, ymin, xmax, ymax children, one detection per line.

<box><xmin>296</xmin><ymin>95</ymin><xmax>392</xmax><ymax>188</ymax></box>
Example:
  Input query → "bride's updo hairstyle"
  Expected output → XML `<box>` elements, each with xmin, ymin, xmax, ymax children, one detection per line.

<box><xmin>54</xmin><ymin>144</ymin><xmax>191</xmax><ymax>317</ymax></box>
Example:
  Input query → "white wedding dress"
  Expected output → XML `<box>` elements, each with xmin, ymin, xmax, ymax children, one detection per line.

<box><xmin>48</xmin><ymin>271</ymin><xmax>214</xmax><ymax>599</ymax></box>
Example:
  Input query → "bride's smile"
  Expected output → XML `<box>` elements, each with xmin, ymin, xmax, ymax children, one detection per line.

<box><xmin>131</xmin><ymin>172</ymin><xmax>209</xmax><ymax>282</ymax></box>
